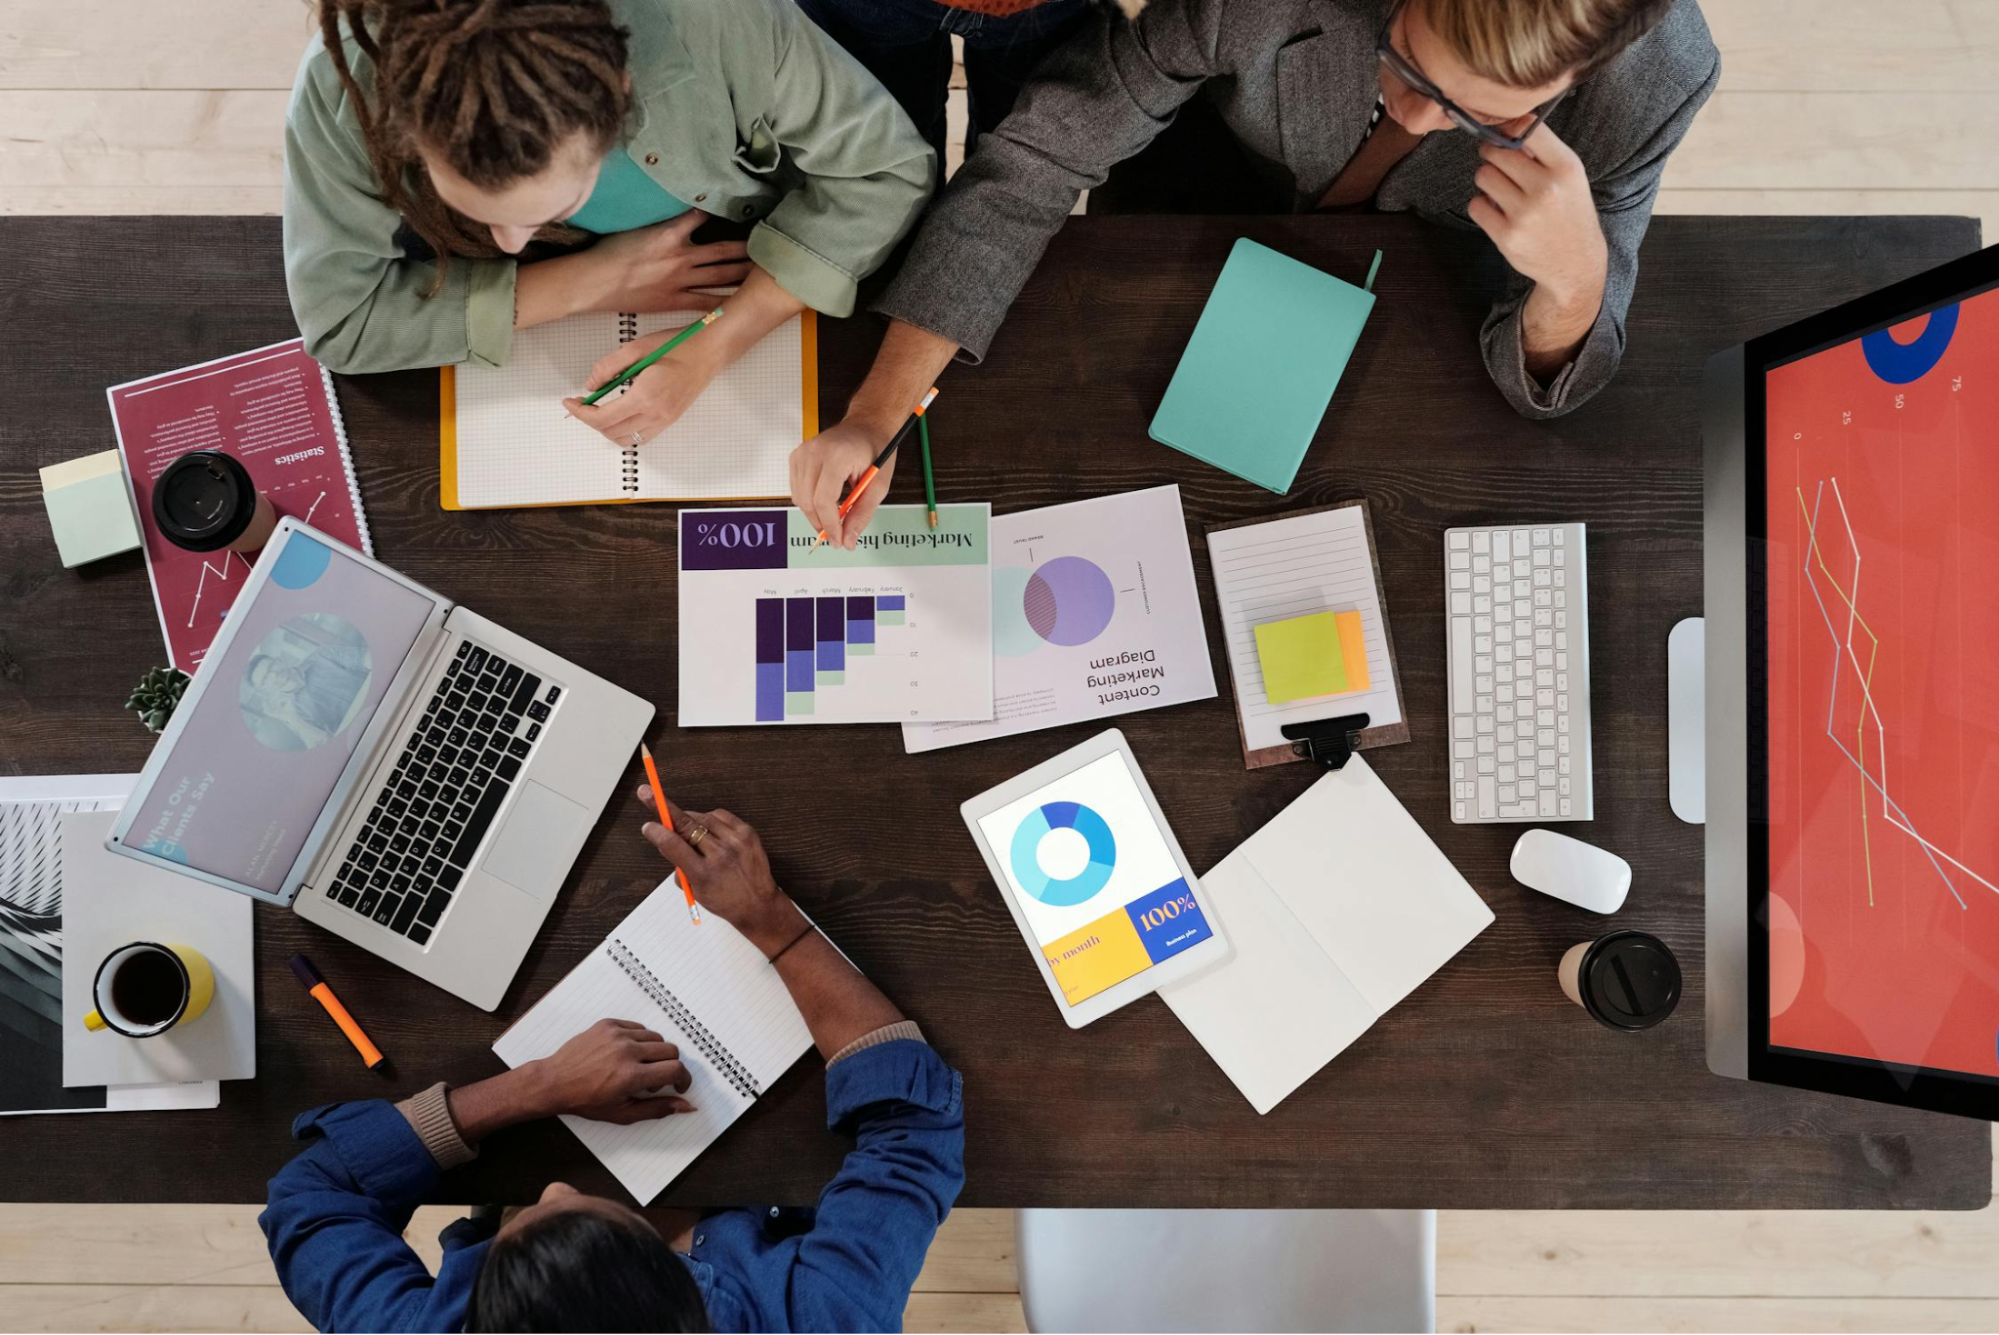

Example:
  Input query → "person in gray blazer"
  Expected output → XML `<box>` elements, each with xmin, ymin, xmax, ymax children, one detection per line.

<box><xmin>791</xmin><ymin>0</ymin><xmax>1719</xmax><ymax>547</ymax></box>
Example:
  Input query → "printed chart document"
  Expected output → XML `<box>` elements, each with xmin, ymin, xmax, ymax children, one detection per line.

<box><xmin>1206</xmin><ymin>502</ymin><xmax>1408</xmax><ymax>767</ymax></box>
<box><xmin>443</xmin><ymin>310</ymin><xmax>815</xmax><ymax>509</ymax></box>
<box><xmin>1161</xmin><ymin>757</ymin><xmax>1493</xmax><ymax>1114</ymax></box>
<box><xmin>494</xmin><ymin>884</ymin><xmax>814</xmax><ymax>1203</ymax></box>
<box><xmin>905</xmin><ymin>486</ymin><xmax>1216</xmax><ymax>753</ymax></box>
<box><xmin>0</xmin><ymin>776</ymin><xmax>218</xmax><ymax>1116</ymax></box>
<box><xmin>107</xmin><ymin>340</ymin><xmax>371</xmax><ymax>670</ymax></box>
<box><xmin>678</xmin><ymin>504</ymin><xmax>993</xmax><ymax>726</ymax></box>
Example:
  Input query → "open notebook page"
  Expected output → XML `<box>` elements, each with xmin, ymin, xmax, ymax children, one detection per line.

<box><xmin>454</xmin><ymin>313</ymin><xmax>628</xmax><ymax>507</ymax></box>
<box><xmin>1161</xmin><ymin>759</ymin><xmax>1493</xmax><ymax>1114</ymax></box>
<box><xmin>630</xmin><ymin>311</ymin><xmax>802</xmax><ymax>500</ymax></box>
<box><xmin>1207</xmin><ymin>505</ymin><xmax>1404</xmax><ymax>751</ymax></box>
<box><xmin>451</xmin><ymin>309</ymin><xmax>804</xmax><ymax>508</ymax></box>
<box><xmin>493</xmin><ymin>884</ymin><xmax>812</xmax><ymax>1203</ymax></box>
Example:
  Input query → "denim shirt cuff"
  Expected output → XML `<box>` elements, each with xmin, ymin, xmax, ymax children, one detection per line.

<box><xmin>290</xmin><ymin>1099</ymin><xmax>444</xmax><ymax>1205</ymax></box>
<box><xmin>823</xmin><ymin>1038</ymin><xmax>962</xmax><ymax>1131</ymax></box>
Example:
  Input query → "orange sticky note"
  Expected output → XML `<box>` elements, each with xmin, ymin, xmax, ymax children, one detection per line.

<box><xmin>1335</xmin><ymin>610</ymin><xmax>1370</xmax><ymax>692</ymax></box>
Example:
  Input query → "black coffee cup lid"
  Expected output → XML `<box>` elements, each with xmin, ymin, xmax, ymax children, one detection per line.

<box><xmin>1581</xmin><ymin>932</ymin><xmax>1682</xmax><ymax>1030</ymax></box>
<box><xmin>153</xmin><ymin>450</ymin><xmax>255</xmax><ymax>551</ymax></box>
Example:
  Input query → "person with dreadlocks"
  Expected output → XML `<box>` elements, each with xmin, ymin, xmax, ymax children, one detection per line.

<box><xmin>284</xmin><ymin>0</ymin><xmax>935</xmax><ymax>450</ymax></box>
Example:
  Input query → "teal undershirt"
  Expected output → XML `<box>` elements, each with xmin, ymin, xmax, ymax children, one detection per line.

<box><xmin>566</xmin><ymin>149</ymin><xmax>694</xmax><ymax>234</ymax></box>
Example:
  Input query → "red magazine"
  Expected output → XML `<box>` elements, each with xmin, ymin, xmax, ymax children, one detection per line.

<box><xmin>107</xmin><ymin>340</ymin><xmax>371</xmax><ymax>672</ymax></box>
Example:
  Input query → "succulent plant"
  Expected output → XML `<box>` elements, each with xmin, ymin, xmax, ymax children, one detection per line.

<box><xmin>125</xmin><ymin>666</ymin><xmax>191</xmax><ymax>735</ymax></box>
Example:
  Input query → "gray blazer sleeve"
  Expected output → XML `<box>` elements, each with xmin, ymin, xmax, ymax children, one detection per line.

<box><xmin>1481</xmin><ymin>51</ymin><xmax>1720</xmax><ymax>419</ymax></box>
<box><xmin>874</xmin><ymin>0</ymin><xmax>1226</xmax><ymax>360</ymax></box>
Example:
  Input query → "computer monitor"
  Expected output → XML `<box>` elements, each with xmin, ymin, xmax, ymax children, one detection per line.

<box><xmin>1703</xmin><ymin>244</ymin><xmax>1999</xmax><ymax>1119</ymax></box>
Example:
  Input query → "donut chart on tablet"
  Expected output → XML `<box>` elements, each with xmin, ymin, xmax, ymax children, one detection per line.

<box><xmin>1008</xmin><ymin>801</ymin><xmax>1117</xmax><ymax>907</ymax></box>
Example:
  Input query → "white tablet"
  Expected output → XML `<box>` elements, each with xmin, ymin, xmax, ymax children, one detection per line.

<box><xmin>961</xmin><ymin>729</ymin><xmax>1232</xmax><ymax>1027</ymax></box>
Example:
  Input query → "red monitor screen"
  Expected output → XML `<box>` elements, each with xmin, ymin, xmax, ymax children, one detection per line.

<box><xmin>1763</xmin><ymin>287</ymin><xmax>1999</xmax><ymax>1079</ymax></box>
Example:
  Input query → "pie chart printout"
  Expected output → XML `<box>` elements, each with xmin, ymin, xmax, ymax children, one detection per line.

<box><xmin>1023</xmin><ymin>557</ymin><xmax>1116</xmax><ymax>647</ymax></box>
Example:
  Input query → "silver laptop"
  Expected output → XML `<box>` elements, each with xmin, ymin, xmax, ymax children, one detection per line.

<box><xmin>107</xmin><ymin>518</ymin><xmax>652</xmax><ymax>1011</ymax></box>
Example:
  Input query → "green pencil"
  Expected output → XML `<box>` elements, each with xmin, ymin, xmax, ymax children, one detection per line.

<box><xmin>581</xmin><ymin>307</ymin><xmax>722</xmax><ymax>406</ymax></box>
<box><xmin>919</xmin><ymin>412</ymin><xmax>938</xmax><ymax>528</ymax></box>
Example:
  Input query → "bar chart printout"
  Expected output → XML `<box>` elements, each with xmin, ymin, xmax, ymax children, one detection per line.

<box><xmin>752</xmin><ymin>595</ymin><xmax>912</xmax><ymax>720</ymax></box>
<box><xmin>681</xmin><ymin>505</ymin><xmax>992</xmax><ymax>726</ymax></box>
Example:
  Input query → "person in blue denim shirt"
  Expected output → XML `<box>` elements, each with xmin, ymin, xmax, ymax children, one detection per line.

<box><xmin>260</xmin><ymin>795</ymin><xmax>965</xmax><ymax>1333</ymax></box>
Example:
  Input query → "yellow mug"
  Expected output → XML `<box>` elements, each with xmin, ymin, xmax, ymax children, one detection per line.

<box><xmin>83</xmin><ymin>941</ymin><xmax>215</xmax><ymax>1038</ymax></box>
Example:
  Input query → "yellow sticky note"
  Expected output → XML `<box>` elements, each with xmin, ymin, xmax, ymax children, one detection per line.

<box><xmin>1254</xmin><ymin>611</ymin><xmax>1348</xmax><ymax>703</ymax></box>
<box><xmin>1335</xmin><ymin>609</ymin><xmax>1370</xmax><ymax>692</ymax></box>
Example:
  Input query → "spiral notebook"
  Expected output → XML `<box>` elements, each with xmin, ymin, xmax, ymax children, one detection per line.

<box><xmin>493</xmin><ymin>882</ymin><xmax>814</xmax><ymax>1202</ymax></box>
<box><xmin>440</xmin><ymin>308</ymin><xmax>818</xmax><ymax>510</ymax></box>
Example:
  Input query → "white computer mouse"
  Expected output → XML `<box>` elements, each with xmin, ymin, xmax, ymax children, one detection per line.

<box><xmin>1510</xmin><ymin>828</ymin><xmax>1631</xmax><ymax>914</ymax></box>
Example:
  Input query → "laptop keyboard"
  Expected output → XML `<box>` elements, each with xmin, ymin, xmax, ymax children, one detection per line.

<box><xmin>324</xmin><ymin>642</ymin><xmax>561</xmax><ymax>945</ymax></box>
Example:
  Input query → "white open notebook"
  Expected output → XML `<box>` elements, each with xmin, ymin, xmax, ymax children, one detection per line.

<box><xmin>493</xmin><ymin>883</ymin><xmax>813</xmax><ymax>1203</ymax></box>
<box><xmin>1160</xmin><ymin>756</ymin><xmax>1493</xmax><ymax>1114</ymax></box>
<box><xmin>442</xmin><ymin>309</ymin><xmax>815</xmax><ymax>509</ymax></box>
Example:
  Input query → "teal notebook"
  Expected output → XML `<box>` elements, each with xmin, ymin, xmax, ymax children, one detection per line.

<box><xmin>1149</xmin><ymin>238</ymin><xmax>1378</xmax><ymax>495</ymax></box>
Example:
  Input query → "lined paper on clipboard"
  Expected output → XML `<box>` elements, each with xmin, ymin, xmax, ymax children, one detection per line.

<box><xmin>1206</xmin><ymin>501</ymin><xmax>1409</xmax><ymax>768</ymax></box>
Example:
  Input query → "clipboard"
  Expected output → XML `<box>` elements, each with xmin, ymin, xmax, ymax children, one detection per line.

<box><xmin>1205</xmin><ymin>499</ymin><xmax>1410</xmax><ymax>770</ymax></box>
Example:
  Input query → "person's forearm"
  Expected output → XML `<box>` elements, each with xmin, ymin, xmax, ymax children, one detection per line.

<box><xmin>736</xmin><ymin>895</ymin><xmax>905</xmax><ymax>1060</ymax></box>
<box><xmin>844</xmin><ymin>320</ymin><xmax>959</xmax><ymax>437</ymax></box>
<box><xmin>443</xmin><ymin>1064</ymin><xmax>552</xmax><ymax>1144</ymax></box>
<box><xmin>1519</xmin><ymin>268</ymin><xmax>1605</xmax><ymax>381</ymax></box>
<box><xmin>699</xmin><ymin>265</ymin><xmax>806</xmax><ymax>366</ymax></box>
<box><xmin>514</xmin><ymin>251</ymin><xmax>604</xmax><ymax>330</ymax></box>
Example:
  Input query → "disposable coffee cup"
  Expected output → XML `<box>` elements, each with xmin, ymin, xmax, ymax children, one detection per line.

<box><xmin>1558</xmin><ymin>930</ymin><xmax>1681</xmax><ymax>1031</ymax></box>
<box><xmin>152</xmin><ymin>450</ymin><xmax>277</xmax><ymax>554</ymax></box>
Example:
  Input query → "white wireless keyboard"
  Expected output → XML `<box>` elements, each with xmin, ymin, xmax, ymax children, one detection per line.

<box><xmin>1444</xmin><ymin>523</ymin><xmax>1593</xmax><ymax>823</ymax></box>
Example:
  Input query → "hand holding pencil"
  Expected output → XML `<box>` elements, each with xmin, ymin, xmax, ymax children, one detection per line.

<box><xmin>563</xmin><ymin>310</ymin><xmax>722</xmax><ymax>448</ymax></box>
<box><xmin>639</xmin><ymin>744</ymin><xmax>700</xmax><ymax>925</ymax></box>
<box><xmin>808</xmin><ymin>387</ymin><xmax>940</xmax><ymax>550</ymax></box>
<box><xmin>636</xmin><ymin>784</ymin><xmax>806</xmax><ymax>953</ymax></box>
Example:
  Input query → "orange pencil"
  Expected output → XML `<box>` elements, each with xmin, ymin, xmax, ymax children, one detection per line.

<box><xmin>809</xmin><ymin>387</ymin><xmax>940</xmax><ymax>549</ymax></box>
<box><xmin>289</xmin><ymin>954</ymin><xmax>384</xmax><ymax>1069</ymax></box>
<box><xmin>641</xmin><ymin>743</ymin><xmax>701</xmax><ymax>925</ymax></box>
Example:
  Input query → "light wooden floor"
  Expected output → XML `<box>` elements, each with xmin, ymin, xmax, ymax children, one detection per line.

<box><xmin>4</xmin><ymin>1</ymin><xmax>1997</xmax><ymax>1331</ymax></box>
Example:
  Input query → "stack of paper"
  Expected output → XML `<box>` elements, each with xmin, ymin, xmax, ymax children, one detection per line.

<box><xmin>0</xmin><ymin>776</ymin><xmax>220</xmax><ymax>1117</ymax></box>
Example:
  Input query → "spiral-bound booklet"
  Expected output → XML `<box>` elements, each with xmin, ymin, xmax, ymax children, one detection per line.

<box><xmin>493</xmin><ymin>882</ymin><xmax>814</xmax><ymax>1202</ymax></box>
<box><xmin>440</xmin><ymin>308</ymin><xmax>816</xmax><ymax>510</ymax></box>
<box><xmin>107</xmin><ymin>338</ymin><xmax>371</xmax><ymax>670</ymax></box>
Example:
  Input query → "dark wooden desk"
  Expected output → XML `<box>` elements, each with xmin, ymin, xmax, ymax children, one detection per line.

<box><xmin>3</xmin><ymin>214</ymin><xmax>1988</xmax><ymax>1209</ymax></box>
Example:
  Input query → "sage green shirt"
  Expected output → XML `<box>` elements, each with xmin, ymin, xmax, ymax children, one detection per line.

<box><xmin>282</xmin><ymin>0</ymin><xmax>936</xmax><ymax>374</ymax></box>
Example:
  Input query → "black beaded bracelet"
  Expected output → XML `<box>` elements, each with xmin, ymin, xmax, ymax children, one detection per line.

<box><xmin>767</xmin><ymin>920</ymin><xmax>817</xmax><ymax>964</ymax></box>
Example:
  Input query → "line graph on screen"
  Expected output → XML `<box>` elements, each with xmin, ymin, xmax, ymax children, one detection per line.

<box><xmin>1798</xmin><ymin>477</ymin><xmax>1995</xmax><ymax>913</ymax></box>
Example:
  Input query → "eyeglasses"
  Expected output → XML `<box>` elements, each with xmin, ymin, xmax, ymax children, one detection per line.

<box><xmin>1375</xmin><ymin>8</ymin><xmax>1569</xmax><ymax>152</ymax></box>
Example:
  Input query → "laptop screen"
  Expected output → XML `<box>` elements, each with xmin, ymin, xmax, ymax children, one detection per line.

<box><xmin>124</xmin><ymin>532</ymin><xmax>434</xmax><ymax>894</ymax></box>
<box><xmin>1761</xmin><ymin>280</ymin><xmax>1999</xmax><ymax>1081</ymax></box>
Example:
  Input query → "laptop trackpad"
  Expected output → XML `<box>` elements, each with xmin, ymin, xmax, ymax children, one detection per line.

<box><xmin>481</xmin><ymin>782</ymin><xmax>591</xmax><ymax>900</ymax></box>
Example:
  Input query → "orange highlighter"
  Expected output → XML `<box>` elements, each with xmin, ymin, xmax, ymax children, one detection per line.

<box><xmin>289</xmin><ymin>954</ymin><xmax>385</xmax><ymax>1069</ymax></box>
<box><xmin>641</xmin><ymin>743</ymin><xmax>701</xmax><ymax>925</ymax></box>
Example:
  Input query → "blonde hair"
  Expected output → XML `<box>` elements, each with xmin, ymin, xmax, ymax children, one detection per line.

<box><xmin>1416</xmin><ymin>0</ymin><xmax>1674</xmax><ymax>88</ymax></box>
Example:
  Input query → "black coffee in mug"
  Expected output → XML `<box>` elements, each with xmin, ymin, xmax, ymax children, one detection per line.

<box><xmin>109</xmin><ymin>949</ymin><xmax>186</xmax><ymax>1028</ymax></box>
